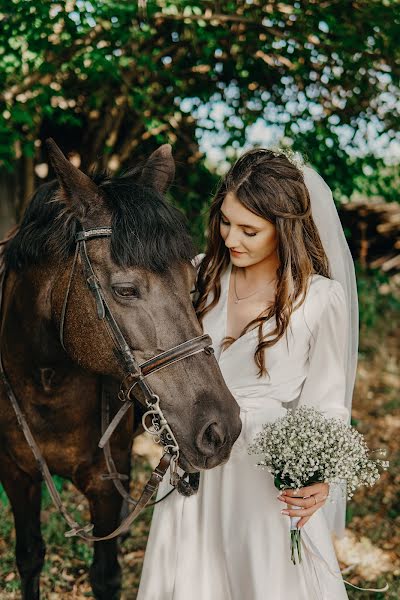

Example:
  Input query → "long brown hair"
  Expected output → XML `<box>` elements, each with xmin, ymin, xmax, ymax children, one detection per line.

<box><xmin>195</xmin><ymin>149</ymin><xmax>331</xmax><ymax>377</ymax></box>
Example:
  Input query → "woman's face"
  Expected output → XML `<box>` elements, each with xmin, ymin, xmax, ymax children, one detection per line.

<box><xmin>220</xmin><ymin>192</ymin><xmax>278</xmax><ymax>268</ymax></box>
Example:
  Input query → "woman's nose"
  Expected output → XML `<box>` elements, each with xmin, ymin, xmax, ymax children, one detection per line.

<box><xmin>224</xmin><ymin>228</ymin><xmax>240</xmax><ymax>248</ymax></box>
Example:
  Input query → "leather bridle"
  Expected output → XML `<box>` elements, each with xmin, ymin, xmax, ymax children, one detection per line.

<box><xmin>0</xmin><ymin>227</ymin><xmax>214</xmax><ymax>541</ymax></box>
<box><xmin>60</xmin><ymin>227</ymin><xmax>213</xmax><ymax>476</ymax></box>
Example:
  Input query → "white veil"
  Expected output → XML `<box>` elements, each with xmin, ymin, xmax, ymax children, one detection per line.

<box><xmin>303</xmin><ymin>165</ymin><xmax>359</xmax><ymax>537</ymax></box>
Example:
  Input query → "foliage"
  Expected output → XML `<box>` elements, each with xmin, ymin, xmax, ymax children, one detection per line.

<box><xmin>357</xmin><ymin>266</ymin><xmax>400</xmax><ymax>332</ymax></box>
<box><xmin>0</xmin><ymin>0</ymin><xmax>399</xmax><ymax>225</ymax></box>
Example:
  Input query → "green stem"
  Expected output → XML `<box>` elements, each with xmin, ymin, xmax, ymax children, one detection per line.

<box><xmin>290</xmin><ymin>530</ymin><xmax>303</xmax><ymax>565</ymax></box>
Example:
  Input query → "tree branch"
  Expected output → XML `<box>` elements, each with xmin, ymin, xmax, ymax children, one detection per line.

<box><xmin>152</xmin><ymin>11</ymin><xmax>283</xmax><ymax>37</ymax></box>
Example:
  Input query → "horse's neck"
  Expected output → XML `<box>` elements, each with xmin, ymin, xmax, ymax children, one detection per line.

<box><xmin>2</xmin><ymin>265</ymin><xmax>67</xmax><ymax>371</ymax></box>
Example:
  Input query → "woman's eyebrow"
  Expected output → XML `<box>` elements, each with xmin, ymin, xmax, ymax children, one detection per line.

<box><xmin>220</xmin><ymin>209</ymin><xmax>261</xmax><ymax>230</ymax></box>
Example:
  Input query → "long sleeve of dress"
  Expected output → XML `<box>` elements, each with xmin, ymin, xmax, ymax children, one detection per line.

<box><xmin>299</xmin><ymin>279</ymin><xmax>349</xmax><ymax>423</ymax></box>
<box><xmin>298</xmin><ymin>279</ymin><xmax>350</xmax><ymax>536</ymax></box>
<box><xmin>191</xmin><ymin>253</ymin><xmax>205</xmax><ymax>270</ymax></box>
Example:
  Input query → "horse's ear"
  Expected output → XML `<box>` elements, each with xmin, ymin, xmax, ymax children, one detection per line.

<box><xmin>45</xmin><ymin>138</ymin><xmax>101</xmax><ymax>218</ymax></box>
<box><xmin>139</xmin><ymin>144</ymin><xmax>175</xmax><ymax>194</ymax></box>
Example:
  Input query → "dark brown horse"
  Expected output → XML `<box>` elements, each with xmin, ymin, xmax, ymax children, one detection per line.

<box><xmin>0</xmin><ymin>141</ymin><xmax>241</xmax><ymax>599</ymax></box>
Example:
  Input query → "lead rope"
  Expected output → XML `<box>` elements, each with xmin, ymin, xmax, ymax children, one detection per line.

<box><xmin>1</xmin><ymin>362</ymin><xmax>171</xmax><ymax>542</ymax></box>
<box><xmin>1</xmin><ymin>352</ymin><xmax>171</xmax><ymax>541</ymax></box>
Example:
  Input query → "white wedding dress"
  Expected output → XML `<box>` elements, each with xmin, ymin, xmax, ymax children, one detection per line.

<box><xmin>137</xmin><ymin>261</ymin><xmax>349</xmax><ymax>600</ymax></box>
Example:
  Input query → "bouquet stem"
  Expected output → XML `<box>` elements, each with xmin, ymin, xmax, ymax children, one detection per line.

<box><xmin>290</xmin><ymin>529</ymin><xmax>302</xmax><ymax>564</ymax></box>
<box><xmin>290</xmin><ymin>506</ymin><xmax>302</xmax><ymax>565</ymax></box>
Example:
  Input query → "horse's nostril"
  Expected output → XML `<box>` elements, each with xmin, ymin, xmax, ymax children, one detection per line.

<box><xmin>196</xmin><ymin>421</ymin><xmax>226</xmax><ymax>457</ymax></box>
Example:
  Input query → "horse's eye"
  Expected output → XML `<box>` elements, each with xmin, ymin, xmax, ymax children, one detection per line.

<box><xmin>113</xmin><ymin>285</ymin><xmax>140</xmax><ymax>299</ymax></box>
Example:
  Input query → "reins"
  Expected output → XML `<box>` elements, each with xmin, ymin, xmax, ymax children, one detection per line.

<box><xmin>0</xmin><ymin>227</ymin><xmax>212</xmax><ymax>541</ymax></box>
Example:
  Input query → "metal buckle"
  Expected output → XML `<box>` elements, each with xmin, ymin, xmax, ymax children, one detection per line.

<box><xmin>169</xmin><ymin>453</ymin><xmax>181</xmax><ymax>487</ymax></box>
<box><xmin>142</xmin><ymin>396</ymin><xmax>180</xmax><ymax>459</ymax></box>
<box><xmin>118</xmin><ymin>371</ymin><xmax>141</xmax><ymax>402</ymax></box>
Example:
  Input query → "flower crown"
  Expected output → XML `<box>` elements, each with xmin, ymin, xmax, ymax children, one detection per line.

<box><xmin>268</xmin><ymin>146</ymin><xmax>305</xmax><ymax>171</ymax></box>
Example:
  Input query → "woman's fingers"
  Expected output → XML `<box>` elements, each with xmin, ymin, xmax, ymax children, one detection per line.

<box><xmin>278</xmin><ymin>493</ymin><xmax>327</xmax><ymax>508</ymax></box>
<box><xmin>280</xmin><ymin>498</ymin><xmax>326</xmax><ymax>517</ymax></box>
<box><xmin>277</xmin><ymin>483</ymin><xmax>329</xmax><ymax>526</ymax></box>
<box><xmin>296</xmin><ymin>516</ymin><xmax>310</xmax><ymax>529</ymax></box>
<box><xmin>284</xmin><ymin>482</ymin><xmax>328</xmax><ymax>497</ymax></box>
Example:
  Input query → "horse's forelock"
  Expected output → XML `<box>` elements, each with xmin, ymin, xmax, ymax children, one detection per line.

<box><xmin>4</xmin><ymin>171</ymin><xmax>195</xmax><ymax>273</ymax></box>
<box><xmin>98</xmin><ymin>173</ymin><xmax>194</xmax><ymax>272</ymax></box>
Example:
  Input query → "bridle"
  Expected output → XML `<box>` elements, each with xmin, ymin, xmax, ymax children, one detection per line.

<box><xmin>0</xmin><ymin>226</ymin><xmax>214</xmax><ymax>542</ymax></box>
<box><xmin>60</xmin><ymin>227</ymin><xmax>213</xmax><ymax>478</ymax></box>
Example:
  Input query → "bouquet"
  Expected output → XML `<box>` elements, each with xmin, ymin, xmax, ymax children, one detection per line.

<box><xmin>248</xmin><ymin>406</ymin><xmax>389</xmax><ymax>565</ymax></box>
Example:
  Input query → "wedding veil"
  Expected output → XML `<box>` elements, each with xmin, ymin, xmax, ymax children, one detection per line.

<box><xmin>303</xmin><ymin>165</ymin><xmax>359</xmax><ymax>537</ymax></box>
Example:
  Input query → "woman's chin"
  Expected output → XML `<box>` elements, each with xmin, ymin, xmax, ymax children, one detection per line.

<box><xmin>230</xmin><ymin>253</ymin><xmax>249</xmax><ymax>266</ymax></box>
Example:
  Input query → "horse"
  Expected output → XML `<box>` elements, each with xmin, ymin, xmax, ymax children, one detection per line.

<box><xmin>0</xmin><ymin>140</ymin><xmax>242</xmax><ymax>600</ymax></box>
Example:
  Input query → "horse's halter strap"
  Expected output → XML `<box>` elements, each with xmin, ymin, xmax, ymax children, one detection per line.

<box><xmin>59</xmin><ymin>227</ymin><xmax>138</xmax><ymax>374</ymax></box>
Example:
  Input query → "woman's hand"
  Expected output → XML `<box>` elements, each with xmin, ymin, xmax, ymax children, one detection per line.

<box><xmin>277</xmin><ymin>482</ymin><xmax>329</xmax><ymax>529</ymax></box>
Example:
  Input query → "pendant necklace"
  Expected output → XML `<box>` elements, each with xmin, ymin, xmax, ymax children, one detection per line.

<box><xmin>233</xmin><ymin>267</ymin><xmax>276</xmax><ymax>304</ymax></box>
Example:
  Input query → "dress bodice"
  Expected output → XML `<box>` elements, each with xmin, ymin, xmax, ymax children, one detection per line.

<box><xmin>201</xmin><ymin>260</ymin><xmax>349</xmax><ymax>422</ymax></box>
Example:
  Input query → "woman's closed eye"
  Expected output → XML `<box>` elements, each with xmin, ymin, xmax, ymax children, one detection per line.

<box><xmin>221</xmin><ymin>217</ymin><xmax>257</xmax><ymax>237</ymax></box>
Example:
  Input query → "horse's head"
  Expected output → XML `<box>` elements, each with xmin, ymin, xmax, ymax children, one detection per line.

<box><xmin>45</xmin><ymin>139</ymin><xmax>241</xmax><ymax>471</ymax></box>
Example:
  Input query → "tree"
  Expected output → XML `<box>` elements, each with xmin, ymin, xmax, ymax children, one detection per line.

<box><xmin>0</xmin><ymin>0</ymin><xmax>399</xmax><ymax>236</ymax></box>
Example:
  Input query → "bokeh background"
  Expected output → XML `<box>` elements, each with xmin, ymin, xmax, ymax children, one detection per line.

<box><xmin>0</xmin><ymin>1</ymin><xmax>399</xmax><ymax>598</ymax></box>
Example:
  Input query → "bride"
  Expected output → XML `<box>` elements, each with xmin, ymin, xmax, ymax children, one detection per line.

<box><xmin>137</xmin><ymin>148</ymin><xmax>358</xmax><ymax>600</ymax></box>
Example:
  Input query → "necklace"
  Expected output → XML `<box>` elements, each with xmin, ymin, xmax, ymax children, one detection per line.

<box><xmin>233</xmin><ymin>267</ymin><xmax>276</xmax><ymax>304</ymax></box>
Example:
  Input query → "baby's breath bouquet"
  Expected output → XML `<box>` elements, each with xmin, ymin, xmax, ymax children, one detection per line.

<box><xmin>248</xmin><ymin>406</ymin><xmax>388</xmax><ymax>564</ymax></box>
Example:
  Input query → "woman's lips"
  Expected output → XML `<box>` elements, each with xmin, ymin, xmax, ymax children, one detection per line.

<box><xmin>230</xmin><ymin>249</ymin><xmax>246</xmax><ymax>256</ymax></box>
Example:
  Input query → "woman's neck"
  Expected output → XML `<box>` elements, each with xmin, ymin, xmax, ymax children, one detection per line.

<box><xmin>236</xmin><ymin>253</ymin><xmax>280</xmax><ymax>286</ymax></box>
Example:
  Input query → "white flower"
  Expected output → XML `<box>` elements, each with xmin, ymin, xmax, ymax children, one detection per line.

<box><xmin>248</xmin><ymin>406</ymin><xmax>389</xmax><ymax>497</ymax></box>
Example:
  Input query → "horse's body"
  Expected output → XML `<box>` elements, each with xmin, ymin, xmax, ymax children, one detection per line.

<box><xmin>0</xmin><ymin>141</ymin><xmax>241</xmax><ymax>599</ymax></box>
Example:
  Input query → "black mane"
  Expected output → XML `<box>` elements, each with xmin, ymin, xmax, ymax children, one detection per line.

<box><xmin>4</xmin><ymin>168</ymin><xmax>195</xmax><ymax>273</ymax></box>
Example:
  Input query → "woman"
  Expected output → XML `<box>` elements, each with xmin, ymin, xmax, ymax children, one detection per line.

<box><xmin>137</xmin><ymin>149</ymin><xmax>358</xmax><ymax>600</ymax></box>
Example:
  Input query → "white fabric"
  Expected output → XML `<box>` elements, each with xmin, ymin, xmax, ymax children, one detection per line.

<box><xmin>303</xmin><ymin>166</ymin><xmax>358</xmax><ymax>418</ymax></box>
<box><xmin>137</xmin><ymin>262</ymin><xmax>349</xmax><ymax>600</ymax></box>
<box><xmin>303</xmin><ymin>166</ymin><xmax>359</xmax><ymax>536</ymax></box>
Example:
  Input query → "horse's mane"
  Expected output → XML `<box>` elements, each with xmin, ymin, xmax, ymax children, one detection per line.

<box><xmin>4</xmin><ymin>167</ymin><xmax>195</xmax><ymax>273</ymax></box>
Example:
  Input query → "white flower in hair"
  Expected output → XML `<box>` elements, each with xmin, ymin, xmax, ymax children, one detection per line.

<box><xmin>268</xmin><ymin>146</ymin><xmax>305</xmax><ymax>171</ymax></box>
